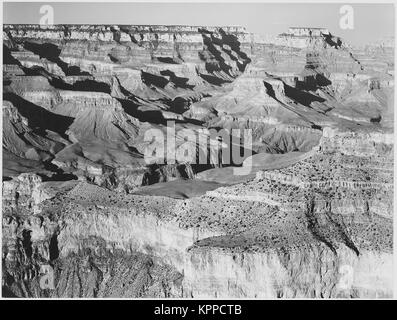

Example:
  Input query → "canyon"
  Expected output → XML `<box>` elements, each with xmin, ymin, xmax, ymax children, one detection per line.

<box><xmin>2</xmin><ymin>24</ymin><xmax>394</xmax><ymax>298</ymax></box>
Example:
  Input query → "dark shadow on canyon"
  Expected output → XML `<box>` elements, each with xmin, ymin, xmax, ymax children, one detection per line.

<box><xmin>160</xmin><ymin>70</ymin><xmax>195</xmax><ymax>89</ymax></box>
<box><xmin>141</xmin><ymin>71</ymin><xmax>169</xmax><ymax>89</ymax></box>
<box><xmin>284</xmin><ymin>84</ymin><xmax>326</xmax><ymax>107</ymax></box>
<box><xmin>3</xmin><ymin>92</ymin><xmax>74</xmax><ymax>138</ymax></box>
<box><xmin>23</xmin><ymin>42</ymin><xmax>90</xmax><ymax>76</ymax></box>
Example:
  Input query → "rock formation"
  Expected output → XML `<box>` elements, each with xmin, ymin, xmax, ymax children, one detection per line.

<box><xmin>2</xmin><ymin>24</ymin><xmax>394</xmax><ymax>298</ymax></box>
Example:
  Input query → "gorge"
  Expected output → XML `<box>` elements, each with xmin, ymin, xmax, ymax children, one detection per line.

<box><xmin>2</xmin><ymin>24</ymin><xmax>394</xmax><ymax>298</ymax></box>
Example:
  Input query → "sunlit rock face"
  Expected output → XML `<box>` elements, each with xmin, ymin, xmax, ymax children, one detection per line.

<box><xmin>2</xmin><ymin>24</ymin><xmax>394</xmax><ymax>298</ymax></box>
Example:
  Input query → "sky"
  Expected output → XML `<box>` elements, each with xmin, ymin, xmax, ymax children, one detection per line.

<box><xmin>3</xmin><ymin>2</ymin><xmax>395</xmax><ymax>46</ymax></box>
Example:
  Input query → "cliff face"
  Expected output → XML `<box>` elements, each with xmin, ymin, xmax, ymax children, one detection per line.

<box><xmin>2</xmin><ymin>24</ymin><xmax>394</xmax><ymax>298</ymax></box>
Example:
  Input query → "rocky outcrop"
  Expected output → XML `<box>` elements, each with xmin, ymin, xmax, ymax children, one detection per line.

<box><xmin>2</xmin><ymin>174</ymin><xmax>392</xmax><ymax>297</ymax></box>
<box><xmin>2</xmin><ymin>101</ymin><xmax>66</xmax><ymax>161</ymax></box>
<box><xmin>2</xmin><ymin>174</ymin><xmax>53</xmax><ymax>214</ymax></box>
<box><xmin>2</xmin><ymin>213</ymin><xmax>183</xmax><ymax>298</ymax></box>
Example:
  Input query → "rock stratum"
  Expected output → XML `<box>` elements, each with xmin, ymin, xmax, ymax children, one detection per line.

<box><xmin>2</xmin><ymin>24</ymin><xmax>394</xmax><ymax>298</ymax></box>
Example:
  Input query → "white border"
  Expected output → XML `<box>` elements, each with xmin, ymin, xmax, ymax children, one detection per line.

<box><xmin>0</xmin><ymin>0</ymin><xmax>396</xmax><ymax>301</ymax></box>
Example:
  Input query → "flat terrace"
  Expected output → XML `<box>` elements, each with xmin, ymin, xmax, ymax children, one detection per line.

<box><xmin>257</xmin><ymin>153</ymin><xmax>393</xmax><ymax>187</ymax></box>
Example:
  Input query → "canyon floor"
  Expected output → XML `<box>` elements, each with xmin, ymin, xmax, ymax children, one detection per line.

<box><xmin>1</xmin><ymin>24</ymin><xmax>394</xmax><ymax>298</ymax></box>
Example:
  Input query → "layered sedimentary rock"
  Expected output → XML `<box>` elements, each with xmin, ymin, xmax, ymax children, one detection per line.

<box><xmin>2</xmin><ymin>24</ymin><xmax>394</xmax><ymax>298</ymax></box>
<box><xmin>3</xmin><ymin>101</ymin><xmax>66</xmax><ymax>161</ymax></box>
<box><xmin>2</xmin><ymin>125</ymin><xmax>393</xmax><ymax>297</ymax></box>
